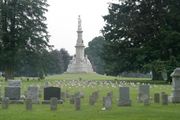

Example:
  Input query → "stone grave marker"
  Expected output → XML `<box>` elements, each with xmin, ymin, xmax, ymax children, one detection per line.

<box><xmin>8</xmin><ymin>80</ymin><xmax>21</xmax><ymax>87</ymax></box>
<box><xmin>61</xmin><ymin>92</ymin><xmax>66</xmax><ymax>102</ymax></box>
<box><xmin>0</xmin><ymin>87</ymin><xmax>2</xmax><ymax>100</ymax></box>
<box><xmin>5</xmin><ymin>87</ymin><xmax>20</xmax><ymax>100</ymax></box>
<box><xmin>118</xmin><ymin>87</ymin><xmax>131</xmax><ymax>106</ymax></box>
<box><xmin>107</xmin><ymin>91</ymin><xmax>113</xmax><ymax>98</ymax></box>
<box><xmin>44</xmin><ymin>87</ymin><xmax>61</xmax><ymax>100</ymax></box>
<box><xmin>92</xmin><ymin>91</ymin><xmax>99</xmax><ymax>100</ymax></box>
<box><xmin>171</xmin><ymin>68</ymin><xmax>180</xmax><ymax>103</ymax></box>
<box><xmin>69</xmin><ymin>95</ymin><xmax>75</xmax><ymax>104</ymax></box>
<box><xmin>138</xmin><ymin>85</ymin><xmax>150</xmax><ymax>103</ymax></box>
<box><xmin>144</xmin><ymin>98</ymin><xmax>150</xmax><ymax>106</ymax></box>
<box><xmin>154</xmin><ymin>93</ymin><xmax>160</xmax><ymax>103</ymax></box>
<box><xmin>75</xmin><ymin>97</ymin><xmax>81</xmax><ymax>110</ymax></box>
<box><xmin>103</xmin><ymin>97</ymin><xmax>105</xmax><ymax>107</ymax></box>
<box><xmin>104</xmin><ymin>96</ymin><xmax>112</xmax><ymax>110</ymax></box>
<box><xmin>89</xmin><ymin>91</ymin><xmax>99</xmax><ymax>105</ymax></box>
<box><xmin>27</xmin><ymin>86</ymin><xmax>39</xmax><ymax>104</ymax></box>
<box><xmin>2</xmin><ymin>97</ymin><xmax>9</xmax><ymax>109</ymax></box>
<box><xmin>89</xmin><ymin>95</ymin><xmax>96</xmax><ymax>105</ymax></box>
<box><xmin>50</xmin><ymin>97</ymin><xmax>58</xmax><ymax>111</ymax></box>
<box><xmin>43</xmin><ymin>87</ymin><xmax>62</xmax><ymax>104</ymax></box>
<box><xmin>162</xmin><ymin>94</ymin><xmax>168</xmax><ymax>105</ymax></box>
<box><xmin>25</xmin><ymin>99</ymin><xmax>32</xmax><ymax>110</ymax></box>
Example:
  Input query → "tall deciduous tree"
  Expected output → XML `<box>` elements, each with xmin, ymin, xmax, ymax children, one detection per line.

<box><xmin>45</xmin><ymin>49</ymin><xmax>71</xmax><ymax>75</ymax></box>
<box><xmin>85</xmin><ymin>36</ymin><xmax>105</xmax><ymax>74</ymax></box>
<box><xmin>0</xmin><ymin>0</ymin><xmax>50</xmax><ymax>80</ymax></box>
<box><xmin>102</xmin><ymin>0</ymin><xmax>180</xmax><ymax>81</ymax></box>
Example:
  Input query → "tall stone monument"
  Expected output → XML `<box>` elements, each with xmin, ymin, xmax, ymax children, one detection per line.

<box><xmin>67</xmin><ymin>16</ymin><xmax>94</xmax><ymax>73</ymax></box>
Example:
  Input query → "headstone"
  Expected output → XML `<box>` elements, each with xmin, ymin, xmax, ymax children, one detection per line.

<box><xmin>138</xmin><ymin>85</ymin><xmax>150</xmax><ymax>103</ymax></box>
<box><xmin>74</xmin><ymin>91</ymin><xmax>84</xmax><ymax>98</ymax></box>
<box><xmin>103</xmin><ymin>97</ymin><xmax>106</xmax><ymax>107</ymax></box>
<box><xmin>154</xmin><ymin>93</ymin><xmax>160</xmax><ymax>103</ymax></box>
<box><xmin>5</xmin><ymin>87</ymin><xmax>20</xmax><ymax>100</ymax></box>
<box><xmin>65</xmin><ymin>91</ymin><xmax>70</xmax><ymax>98</ymax></box>
<box><xmin>8</xmin><ymin>80</ymin><xmax>21</xmax><ymax>87</ymax></box>
<box><xmin>44</xmin><ymin>81</ymin><xmax>49</xmax><ymax>87</ymax></box>
<box><xmin>25</xmin><ymin>99</ymin><xmax>32</xmax><ymax>110</ymax></box>
<box><xmin>69</xmin><ymin>95</ymin><xmax>75</xmax><ymax>104</ymax></box>
<box><xmin>61</xmin><ymin>92</ymin><xmax>66</xmax><ymax>102</ymax></box>
<box><xmin>44</xmin><ymin>87</ymin><xmax>61</xmax><ymax>100</ymax></box>
<box><xmin>50</xmin><ymin>97</ymin><xmax>58</xmax><ymax>111</ymax></box>
<box><xmin>118</xmin><ymin>87</ymin><xmax>131</xmax><ymax>106</ymax></box>
<box><xmin>171</xmin><ymin>68</ymin><xmax>180</xmax><ymax>103</ymax></box>
<box><xmin>75</xmin><ymin>97</ymin><xmax>81</xmax><ymax>110</ymax></box>
<box><xmin>0</xmin><ymin>88</ymin><xmax>2</xmax><ymax>99</ymax></box>
<box><xmin>2</xmin><ymin>97</ymin><xmax>9</xmax><ymax>109</ymax></box>
<box><xmin>104</xmin><ymin>96</ymin><xmax>112</xmax><ymax>110</ymax></box>
<box><xmin>107</xmin><ymin>91</ymin><xmax>113</xmax><ymax>99</ymax></box>
<box><xmin>93</xmin><ymin>91</ymin><xmax>99</xmax><ymax>100</ymax></box>
<box><xmin>162</xmin><ymin>94</ymin><xmax>168</xmax><ymax>105</ymax></box>
<box><xmin>144</xmin><ymin>98</ymin><xmax>150</xmax><ymax>106</ymax></box>
<box><xmin>89</xmin><ymin>91</ymin><xmax>99</xmax><ymax>105</ymax></box>
<box><xmin>27</xmin><ymin>86</ymin><xmax>39</xmax><ymax>104</ymax></box>
<box><xmin>89</xmin><ymin>95</ymin><xmax>96</xmax><ymax>105</ymax></box>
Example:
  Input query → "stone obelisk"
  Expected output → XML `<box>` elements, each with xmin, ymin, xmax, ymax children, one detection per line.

<box><xmin>66</xmin><ymin>16</ymin><xmax>94</xmax><ymax>73</ymax></box>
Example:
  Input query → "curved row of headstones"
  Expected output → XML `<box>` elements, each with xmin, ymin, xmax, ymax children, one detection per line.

<box><xmin>1</xmin><ymin>68</ymin><xmax>180</xmax><ymax>111</ymax></box>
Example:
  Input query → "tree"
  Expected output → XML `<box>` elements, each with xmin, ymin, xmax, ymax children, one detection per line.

<box><xmin>15</xmin><ymin>48</ymin><xmax>71</xmax><ymax>77</ymax></box>
<box><xmin>85</xmin><ymin>36</ymin><xmax>105</xmax><ymax>74</ymax></box>
<box><xmin>102</xmin><ymin>0</ymin><xmax>180</xmax><ymax>80</ymax></box>
<box><xmin>45</xmin><ymin>49</ymin><xmax>71</xmax><ymax>75</ymax></box>
<box><xmin>0</xmin><ymin>0</ymin><xmax>50</xmax><ymax>80</ymax></box>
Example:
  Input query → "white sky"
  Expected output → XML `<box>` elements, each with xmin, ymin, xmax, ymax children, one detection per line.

<box><xmin>46</xmin><ymin>0</ymin><xmax>114</xmax><ymax>55</ymax></box>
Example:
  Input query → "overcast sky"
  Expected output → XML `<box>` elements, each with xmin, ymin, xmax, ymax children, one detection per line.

<box><xmin>46</xmin><ymin>0</ymin><xmax>115</xmax><ymax>55</ymax></box>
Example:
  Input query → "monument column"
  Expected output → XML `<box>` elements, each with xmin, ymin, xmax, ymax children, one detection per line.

<box><xmin>66</xmin><ymin>15</ymin><xmax>94</xmax><ymax>73</ymax></box>
<box><xmin>75</xmin><ymin>15</ymin><xmax>85</xmax><ymax>62</ymax></box>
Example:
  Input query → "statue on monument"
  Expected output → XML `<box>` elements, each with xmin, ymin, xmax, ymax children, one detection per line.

<box><xmin>66</xmin><ymin>16</ymin><xmax>94</xmax><ymax>73</ymax></box>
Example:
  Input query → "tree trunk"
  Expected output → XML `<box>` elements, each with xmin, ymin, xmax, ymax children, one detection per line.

<box><xmin>152</xmin><ymin>68</ymin><xmax>163</xmax><ymax>81</ymax></box>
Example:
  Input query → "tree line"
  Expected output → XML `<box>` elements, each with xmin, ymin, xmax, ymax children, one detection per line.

<box><xmin>0</xmin><ymin>0</ymin><xmax>71</xmax><ymax>80</ymax></box>
<box><xmin>1</xmin><ymin>0</ymin><xmax>179</xmax><ymax>81</ymax></box>
<box><xmin>102</xmin><ymin>0</ymin><xmax>180</xmax><ymax>81</ymax></box>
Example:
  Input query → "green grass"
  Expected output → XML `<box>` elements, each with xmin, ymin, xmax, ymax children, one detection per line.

<box><xmin>46</xmin><ymin>73</ymin><xmax>151</xmax><ymax>81</ymax></box>
<box><xmin>0</xmin><ymin>73</ymin><xmax>178</xmax><ymax>120</ymax></box>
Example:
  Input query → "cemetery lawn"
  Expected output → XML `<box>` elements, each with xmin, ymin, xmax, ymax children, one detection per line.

<box><xmin>0</xmin><ymin>74</ymin><xmax>178</xmax><ymax>120</ymax></box>
<box><xmin>0</xmin><ymin>103</ymin><xmax>180</xmax><ymax>120</ymax></box>
<box><xmin>46</xmin><ymin>73</ymin><xmax>151</xmax><ymax>81</ymax></box>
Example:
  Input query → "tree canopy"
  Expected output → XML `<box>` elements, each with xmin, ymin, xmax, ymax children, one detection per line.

<box><xmin>0</xmin><ymin>0</ymin><xmax>50</xmax><ymax>79</ymax></box>
<box><xmin>85</xmin><ymin>36</ymin><xmax>105</xmax><ymax>74</ymax></box>
<box><xmin>102</xmin><ymin>0</ymin><xmax>180</xmax><ymax>81</ymax></box>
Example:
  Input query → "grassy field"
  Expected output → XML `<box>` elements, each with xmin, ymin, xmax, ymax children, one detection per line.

<box><xmin>0</xmin><ymin>73</ymin><xmax>179</xmax><ymax>120</ymax></box>
<box><xmin>46</xmin><ymin>73</ymin><xmax>152</xmax><ymax>81</ymax></box>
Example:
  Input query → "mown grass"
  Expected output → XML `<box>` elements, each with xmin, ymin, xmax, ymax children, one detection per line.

<box><xmin>0</xmin><ymin>73</ymin><xmax>178</xmax><ymax>120</ymax></box>
<box><xmin>46</xmin><ymin>73</ymin><xmax>151</xmax><ymax>81</ymax></box>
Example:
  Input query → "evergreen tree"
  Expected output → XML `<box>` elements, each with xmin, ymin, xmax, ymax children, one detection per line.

<box><xmin>0</xmin><ymin>0</ymin><xmax>50</xmax><ymax>79</ymax></box>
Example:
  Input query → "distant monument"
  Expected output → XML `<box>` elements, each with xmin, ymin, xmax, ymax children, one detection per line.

<box><xmin>66</xmin><ymin>16</ymin><xmax>94</xmax><ymax>73</ymax></box>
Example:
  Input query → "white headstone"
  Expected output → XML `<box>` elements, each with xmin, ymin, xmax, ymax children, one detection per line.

<box><xmin>171</xmin><ymin>68</ymin><xmax>180</xmax><ymax>103</ymax></box>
